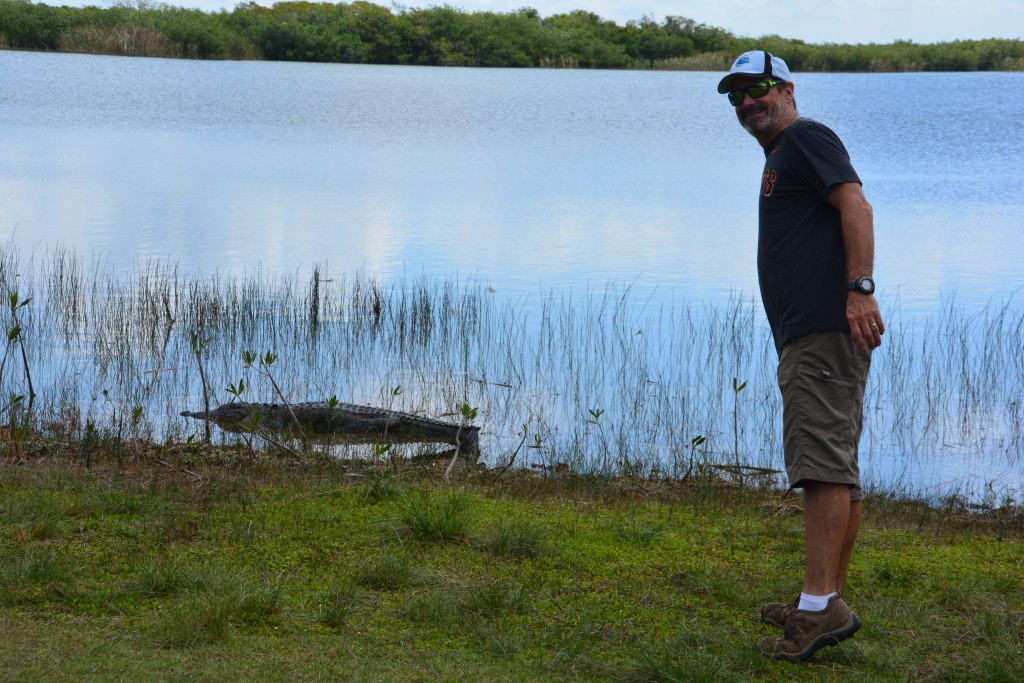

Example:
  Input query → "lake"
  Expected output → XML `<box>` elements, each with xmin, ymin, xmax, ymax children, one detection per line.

<box><xmin>1</xmin><ymin>50</ymin><xmax>1022</xmax><ymax>501</ymax></box>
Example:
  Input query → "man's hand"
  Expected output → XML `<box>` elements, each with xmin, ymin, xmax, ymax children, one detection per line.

<box><xmin>847</xmin><ymin>292</ymin><xmax>884</xmax><ymax>350</ymax></box>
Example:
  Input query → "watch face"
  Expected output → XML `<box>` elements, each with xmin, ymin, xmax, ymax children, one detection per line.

<box><xmin>850</xmin><ymin>277</ymin><xmax>875</xmax><ymax>294</ymax></box>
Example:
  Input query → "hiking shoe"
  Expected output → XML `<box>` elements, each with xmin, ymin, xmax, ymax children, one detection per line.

<box><xmin>758</xmin><ymin>594</ymin><xmax>861</xmax><ymax>661</ymax></box>
<box><xmin>761</xmin><ymin>595</ymin><xmax>799</xmax><ymax>629</ymax></box>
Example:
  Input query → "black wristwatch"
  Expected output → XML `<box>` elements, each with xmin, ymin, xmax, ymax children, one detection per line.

<box><xmin>848</xmin><ymin>277</ymin><xmax>876</xmax><ymax>295</ymax></box>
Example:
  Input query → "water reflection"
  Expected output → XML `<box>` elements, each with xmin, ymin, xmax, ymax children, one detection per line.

<box><xmin>1</xmin><ymin>52</ymin><xmax>1023</xmax><ymax>501</ymax></box>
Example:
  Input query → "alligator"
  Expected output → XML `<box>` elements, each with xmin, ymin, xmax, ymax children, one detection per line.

<box><xmin>180</xmin><ymin>401</ymin><xmax>480</xmax><ymax>456</ymax></box>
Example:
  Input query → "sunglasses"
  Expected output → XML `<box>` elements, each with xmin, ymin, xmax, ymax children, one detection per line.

<box><xmin>727</xmin><ymin>80</ymin><xmax>780</xmax><ymax>106</ymax></box>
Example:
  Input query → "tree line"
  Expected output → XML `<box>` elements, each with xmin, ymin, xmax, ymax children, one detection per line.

<box><xmin>1</xmin><ymin>0</ymin><xmax>1021</xmax><ymax>71</ymax></box>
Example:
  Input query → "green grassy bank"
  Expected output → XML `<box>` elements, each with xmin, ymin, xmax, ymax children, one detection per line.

<box><xmin>1</xmin><ymin>1</ymin><xmax>1022</xmax><ymax>70</ymax></box>
<box><xmin>1</xmin><ymin>443</ymin><xmax>1021</xmax><ymax>682</ymax></box>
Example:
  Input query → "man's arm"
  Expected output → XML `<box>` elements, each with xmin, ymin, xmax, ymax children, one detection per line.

<box><xmin>829</xmin><ymin>182</ymin><xmax>884</xmax><ymax>350</ymax></box>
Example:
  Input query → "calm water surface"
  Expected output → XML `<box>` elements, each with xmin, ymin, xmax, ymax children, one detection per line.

<box><xmin>2</xmin><ymin>51</ymin><xmax>1022</xmax><ymax>499</ymax></box>
<box><xmin>3</xmin><ymin>51</ymin><xmax>1022</xmax><ymax>314</ymax></box>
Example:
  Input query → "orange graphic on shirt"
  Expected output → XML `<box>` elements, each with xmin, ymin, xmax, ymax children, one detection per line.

<box><xmin>761</xmin><ymin>169</ymin><xmax>777</xmax><ymax>197</ymax></box>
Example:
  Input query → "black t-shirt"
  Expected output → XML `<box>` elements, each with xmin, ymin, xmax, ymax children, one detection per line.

<box><xmin>757</xmin><ymin>117</ymin><xmax>861</xmax><ymax>352</ymax></box>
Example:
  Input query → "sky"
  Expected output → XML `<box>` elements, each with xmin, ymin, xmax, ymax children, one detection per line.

<box><xmin>80</xmin><ymin>0</ymin><xmax>1024</xmax><ymax>45</ymax></box>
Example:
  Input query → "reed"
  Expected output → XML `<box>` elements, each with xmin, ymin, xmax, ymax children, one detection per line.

<box><xmin>1</xmin><ymin>242</ymin><xmax>1021</xmax><ymax>502</ymax></box>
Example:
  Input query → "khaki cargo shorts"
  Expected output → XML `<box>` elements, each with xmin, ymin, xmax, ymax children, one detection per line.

<box><xmin>777</xmin><ymin>331</ymin><xmax>872</xmax><ymax>501</ymax></box>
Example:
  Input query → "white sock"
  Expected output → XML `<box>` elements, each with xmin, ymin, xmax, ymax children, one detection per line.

<box><xmin>798</xmin><ymin>591</ymin><xmax>838</xmax><ymax>612</ymax></box>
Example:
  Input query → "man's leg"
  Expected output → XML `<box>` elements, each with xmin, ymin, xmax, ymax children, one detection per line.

<box><xmin>802</xmin><ymin>481</ymin><xmax>855</xmax><ymax>596</ymax></box>
<box><xmin>760</xmin><ymin>480</ymin><xmax>862</xmax><ymax>660</ymax></box>
<box><xmin>836</xmin><ymin>498</ymin><xmax>861</xmax><ymax>592</ymax></box>
<box><xmin>761</xmin><ymin>486</ymin><xmax>860</xmax><ymax>629</ymax></box>
<box><xmin>761</xmin><ymin>332</ymin><xmax>869</xmax><ymax>659</ymax></box>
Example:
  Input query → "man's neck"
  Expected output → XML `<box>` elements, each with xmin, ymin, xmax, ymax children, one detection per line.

<box><xmin>755</xmin><ymin>112</ymin><xmax>800</xmax><ymax>149</ymax></box>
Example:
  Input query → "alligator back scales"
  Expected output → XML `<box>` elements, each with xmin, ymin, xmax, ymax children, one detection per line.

<box><xmin>181</xmin><ymin>401</ymin><xmax>480</xmax><ymax>453</ymax></box>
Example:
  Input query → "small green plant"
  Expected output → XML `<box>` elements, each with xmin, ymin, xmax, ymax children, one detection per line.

<box><xmin>242</xmin><ymin>349</ymin><xmax>306</xmax><ymax>443</ymax></box>
<box><xmin>632</xmin><ymin>626</ymin><xmax>745</xmax><ymax>683</ymax></box>
<box><xmin>317</xmin><ymin>585</ymin><xmax>361</xmax><ymax>628</ymax></box>
<box><xmin>965</xmin><ymin>609</ymin><xmax>1024</xmax><ymax>682</ymax></box>
<box><xmin>0</xmin><ymin>293</ymin><xmax>33</xmax><ymax>461</ymax></box>
<box><xmin>228</xmin><ymin>575</ymin><xmax>285</xmax><ymax>625</ymax></box>
<box><xmin>620</xmin><ymin>455</ymin><xmax>644</xmax><ymax>478</ymax></box>
<box><xmin>93</xmin><ymin>488</ymin><xmax>163</xmax><ymax>516</ymax></box>
<box><xmin>403</xmin><ymin>589</ymin><xmax>458</xmax><ymax>625</ymax></box>
<box><xmin>189</xmin><ymin>331</ymin><xmax>213</xmax><ymax>443</ymax></box>
<box><xmin>585</xmin><ymin>407</ymin><xmax>609</xmax><ymax>471</ymax></box>
<box><xmin>444</xmin><ymin>402</ymin><xmax>479</xmax><ymax>479</ymax></box>
<box><xmin>365</xmin><ymin>474</ymin><xmax>401</xmax><ymax>503</ymax></box>
<box><xmin>16</xmin><ymin>514</ymin><xmax>60</xmax><ymax>542</ymax></box>
<box><xmin>226</xmin><ymin>378</ymin><xmax>246</xmax><ymax>401</ymax></box>
<box><xmin>393</xmin><ymin>490</ymin><xmax>472</xmax><ymax>543</ymax></box>
<box><xmin>7</xmin><ymin>496</ymin><xmax>64</xmax><ymax>541</ymax></box>
<box><xmin>0</xmin><ymin>547</ymin><xmax>71</xmax><ymax>604</ymax></box>
<box><xmin>482</xmin><ymin>518</ymin><xmax>546</xmax><ymax>559</ymax></box>
<box><xmin>139</xmin><ymin>562</ymin><xmax>282</xmax><ymax>646</ymax></box>
<box><xmin>613</xmin><ymin>518</ymin><xmax>665</xmax><ymax>547</ymax></box>
<box><xmin>475</xmin><ymin>622</ymin><xmax>524</xmax><ymax>659</ymax></box>
<box><xmin>100</xmin><ymin>388</ymin><xmax>132</xmax><ymax>465</ymax></box>
<box><xmin>732</xmin><ymin>377</ymin><xmax>748</xmax><ymax>488</ymax></box>
<box><xmin>460</xmin><ymin>579</ymin><xmax>529</xmax><ymax>619</ymax></box>
<box><xmin>550</xmin><ymin>615</ymin><xmax>604</xmax><ymax>668</ymax></box>
<box><xmin>374</xmin><ymin>441</ymin><xmax>393</xmax><ymax>461</ymax></box>
<box><xmin>222</xmin><ymin>369</ymin><xmax>299</xmax><ymax>455</ymax></box>
<box><xmin>129</xmin><ymin>557</ymin><xmax>209</xmax><ymax>598</ymax></box>
<box><xmin>4</xmin><ymin>392</ymin><xmax>27</xmax><ymax>462</ymax></box>
<box><xmin>149</xmin><ymin>594</ymin><xmax>234</xmax><ymax>648</ymax></box>
<box><xmin>3</xmin><ymin>292</ymin><xmax>35</xmax><ymax>416</ymax></box>
<box><xmin>682</xmin><ymin>434</ymin><xmax>707</xmax><ymax>480</ymax></box>
<box><xmin>82</xmin><ymin>418</ymin><xmax>98</xmax><ymax>469</ymax></box>
<box><xmin>353</xmin><ymin>551</ymin><xmax>422</xmax><ymax>591</ymax></box>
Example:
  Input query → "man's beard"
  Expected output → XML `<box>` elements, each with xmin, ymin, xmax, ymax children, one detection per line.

<box><xmin>737</xmin><ymin>97</ymin><xmax>789</xmax><ymax>136</ymax></box>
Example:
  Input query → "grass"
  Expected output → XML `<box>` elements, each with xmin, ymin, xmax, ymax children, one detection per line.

<box><xmin>613</xmin><ymin>517</ymin><xmax>666</xmax><ymax>547</ymax></box>
<box><xmin>127</xmin><ymin>558</ymin><xmax>284</xmax><ymax>648</ymax></box>
<box><xmin>128</xmin><ymin>556</ymin><xmax>210</xmax><ymax>598</ymax></box>
<box><xmin>353</xmin><ymin>550</ymin><xmax>425</xmax><ymax>591</ymax></box>
<box><xmin>0</xmin><ymin>243</ymin><xmax>1021</xmax><ymax>679</ymax></box>
<box><xmin>0</xmin><ymin>546</ymin><xmax>72</xmax><ymax>606</ymax></box>
<box><xmin>391</xmin><ymin>488</ymin><xmax>473</xmax><ymax>543</ymax></box>
<box><xmin>317</xmin><ymin>583</ymin><xmax>362</xmax><ymax>628</ymax></box>
<box><xmin>481</xmin><ymin>517</ymin><xmax>548</xmax><ymax>559</ymax></box>
<box><xmin>148</xmin><ymin>593</ymin><xmax>236</xmax><ymax>648</ymax></box>
<box><xmin>0</xmin><ymin>450</ymin><xmax>1021</xmax><ymax>682</ymax></box>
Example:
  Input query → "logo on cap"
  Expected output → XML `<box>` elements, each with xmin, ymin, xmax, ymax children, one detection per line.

<box><xmin>736</xmin><ymin>56</ymin><xmax>751</xmax><ymax>66</ymax></box>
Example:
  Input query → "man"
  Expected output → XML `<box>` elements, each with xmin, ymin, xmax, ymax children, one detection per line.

<box><xmin>717</xmin><ymin>50</ymin><xmax>885</xmax><ymax>661</ymax></box>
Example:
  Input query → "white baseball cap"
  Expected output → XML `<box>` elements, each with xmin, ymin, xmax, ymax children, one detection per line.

<box><xmin>717</xmin><ymin>51</ymin><xmax>793</xmax><ymax>93</ymax></box>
